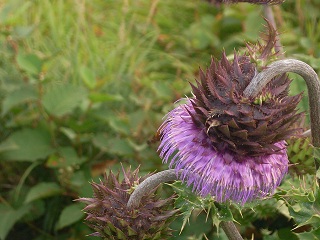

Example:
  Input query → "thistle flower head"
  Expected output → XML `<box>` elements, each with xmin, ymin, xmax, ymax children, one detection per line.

<box><xmin>158</xmin><ymin>24</ymin><xmax>302</xmax><ymax>205</ymax></box>
<box><xmin>77</xmin><ymin>166</ymin><xmax>177</xmax><ymax>239</ymax></box>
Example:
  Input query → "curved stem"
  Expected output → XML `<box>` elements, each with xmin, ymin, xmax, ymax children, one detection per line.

<box><xmin>243</xmin><ymin>59</ymin><xmax>320</xmax><ymax>168</ymax></box>
<box><xmin>127</xmin><ymin>170</ymin><xmax>244</xmax><ymax>240</ymax></box>
<box><xmin>127</xmin><ymin>169</ymin><xmax>177</xmax><ymax>208</ymax></box>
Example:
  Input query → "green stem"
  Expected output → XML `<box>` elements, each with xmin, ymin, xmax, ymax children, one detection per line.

<box><xmin>14</xmin><ymin>161</ymin><xmax>41</xmax><ymax>203</ymax></box>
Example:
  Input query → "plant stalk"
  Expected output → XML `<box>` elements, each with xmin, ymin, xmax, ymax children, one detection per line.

<box><xmin>127</xmin><ymin>169</ymin><xmax>177</xmax><ymax>209</ymax></box>
<box><xmin>221</xmin><ymin>221</ymin><xmax>243</xmax><ymax>240</ymax></box>
<box><xmin>127</xmin><ymin>169</ymin><xmax>244</xmax><ymax>240</ymax></box>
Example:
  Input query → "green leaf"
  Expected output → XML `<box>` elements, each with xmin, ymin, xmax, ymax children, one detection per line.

<box><xmin>70</xmin><ymin>171</ymin><xmax>90</xmax><ymax>194</ymax></box>
<box><xmin>0</xmin><ymin>128</ymin><xmax>54</xmax><ymax>162</ymax></box>
<box><xmin>24</xmin><ymin>182</ymin><xmax>62</xmax><ymax>204</ymax></box>
<box><xmin>168</xmin><ymin>181</ymin><xmax>217</xmax><ymax>233</ymax></box>
<box><xmin>59</xmin><ymin>127</ymin><xmax>77</xmax><ymax>141</ymax></box>
<box><xmin>0</xmin><ymin>204</ymin><xmax>31</xmax><ymax>240</ymax></box>
<box><xmin>88</xmin><ymin>93</ymin><xmax>123</xmax><ymax>103</ymax></box>
<box><xmin>289</xmin><ymin>201</ymin><xmax>320</xmax><ymax>229</ymax></box>
<box><xmin>168</xmin><ymin>181</ymin><xmax>203</xmax><ymax>209</ymax></box>
<box><xmin>93</xmin><ymin>133</ymin><xmax>134</xmax><ymax>156</ymax></box>
<box><xmin>57</xmin><ymin>147</ymin><xmax>87</xmax><ymax>166</ymax></box>
<box><xmin>179</xmin><ymin>207</ymin><xmax>193</xmax><ymax>234</ymax></box>
<box><xmin>42</xmin><ymin>83</ymin><xmax>87</xmax><ymax>117</ymax></box>
<box><xmin>0</xmin><ymin>138</ymin><xmax>18</xmax><ymax>153</ymax></box>
<box><xmin>55</xmin><ymin>203</ymin><xmax>84</xmax><ymax>230</ymax></box>
<box><xmin>46</xmin><ymin>147</ymin><xmax>86</xmax><ymax>168</ymax></box>
<box><xmin>17</xmin><ymin>53</ymin><xmax>43</xmax><ymax>75</ymax></box>
<box><xmin>295</xmin><ymin>229</ymin><xmax>320</xmax><ymax>240</ymax></box>
<box><xmin>215</xmin><ymin>203</ymin><xmax>233</xmax><ymax>222</ymax></box>
<box><xmin>1</xmin><ymin>85</ymin><xmax>38</xmax><ymax>115</ymax></box>
<box><xmin>108</xmin><ymin>118</ymin><xmax>130</xmax><ymax>135</ymax></box>
<box><xmin>23</xmin><ymin>200</ymin><xmax>45</xmax><ymax>222</ymax></box>
<box><xmin>277</xmin><ymin>228</ymin><xmax>299</xmax><ymax>240</ymax></box>
<box><xmin>80</xmin><ymin>66</ymin><xmax>96</xmax><ymax>89</ymax></box>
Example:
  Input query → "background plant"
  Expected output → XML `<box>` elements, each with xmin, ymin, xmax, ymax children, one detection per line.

<box><xmin>0</xmin><ymin>0</ymin><xmax>319</xmax><ymax>239</ymax></box>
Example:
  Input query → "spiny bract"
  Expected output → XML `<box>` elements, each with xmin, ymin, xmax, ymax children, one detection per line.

<box><xmin>77</xmin><ymin>167</ymin><xmax>178</xmax><ymax>240</ymax></box>
<box><xmin>187</xmin><ymin>23</ymin><xmax>303</xmax><ymax>159</ymax></box>
<box><xmin>287</xmin><ymin>136</ymin><xmax>315</xmax><ymax>176</ymax></box>
<box><xmin>284</xmin><ymin>117</ymin><xmax>314</xmax><ymax>176</ymax></box>
<box><xmin>158</xmin><ymin>23</ymin><xmax>303</xmax><ymax>204</ymax></box>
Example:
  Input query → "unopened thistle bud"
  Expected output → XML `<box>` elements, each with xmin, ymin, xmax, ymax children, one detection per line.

<box><xmin>77</xmin><ymin>167</ymin><xmax>178</xmax><ymax>239</ymax></box>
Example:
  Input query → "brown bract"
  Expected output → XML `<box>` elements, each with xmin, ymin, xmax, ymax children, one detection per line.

<box><xmin>76</xmin><ymin>167</ymin><xmax>178</xmax><ymax>240</ymax></box>
<box><xmin>188</xmin><ymin>25</ymin><xmax>303</xmax><ymax>157</ymax></box>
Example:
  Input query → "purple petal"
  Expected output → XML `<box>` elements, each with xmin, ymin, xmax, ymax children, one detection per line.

<box><xmin>158</xmin><ymin>100</ymin><xmax>288</xmax><ymax>205</ymax></box>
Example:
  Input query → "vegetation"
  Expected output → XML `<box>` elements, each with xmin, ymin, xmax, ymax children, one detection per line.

<box><xmin>0</xmin><ymin>0</ymin><xmax>319</xmax><ymax>239</ymax></box>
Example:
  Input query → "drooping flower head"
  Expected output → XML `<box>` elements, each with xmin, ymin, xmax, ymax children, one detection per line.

<box><xmin>158</xmin><ymin>23</ymin><xmax>303</xmax><ymax>205</ymax></box>
<box><xmin>76</xmin><ymin>166</ymin><xmax>178</xmax><ymax>239</ymax></box>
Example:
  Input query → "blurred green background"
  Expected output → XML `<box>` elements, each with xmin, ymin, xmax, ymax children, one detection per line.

<box><xmin>0</xmin><ymin>0</ymin><xmax>319</xmax><ymax>239</ymax></box>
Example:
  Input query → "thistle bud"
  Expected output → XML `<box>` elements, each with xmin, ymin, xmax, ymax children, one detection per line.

<box><xmin>77</xmin><ymin>167</ymin><xmax>178</xmax><ymax>239</ymax></box>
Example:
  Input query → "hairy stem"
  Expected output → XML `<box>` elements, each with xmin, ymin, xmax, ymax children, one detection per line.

<box><xmin>243</xmin><ymin>59</ymin><xmax>320</xmax><ymax>168</ymax></box>
<box><xmin>221</xmin><ymin>221</ymin><xmax>243</xmax><ymax>240</ymax></box>
<box><xmin>127</xmin><ymin>170</ymin><xmax>244</xmax><ymax>240</ymax></box>
<box><xmin>127</xmin><ymin>169</ymin><xmax>177</xmax><ymax>208</ymax></box>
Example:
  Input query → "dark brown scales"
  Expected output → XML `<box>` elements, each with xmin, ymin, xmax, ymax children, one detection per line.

<box><xmin>189</xmin><ymin>25</ymin><xmax>302</xmax><ymax>158</ymax></box>
<box><xmin>76</xmin><ymin>167</ymin><xmax>178</xmax><ymax>240</ymax></box>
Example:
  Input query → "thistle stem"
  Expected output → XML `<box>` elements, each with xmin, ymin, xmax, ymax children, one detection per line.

<box><xmin>127</xmin><ymin>169</ymin><xmax>244</xmax><ymax>240</ymax></box>
<box><xmin>243</xmin><ymin>59</ymin><xmax>320</xmax><ymax>168</ymax></box>
<box><xmin>221</xmin><ymin>221</ymin><xmax>244</xmax><ymax>240</ymax></box>
<box><xmin>127</xmin><ymin>169</ymin><xmax>177</xmax><ymax>209</ymax></box>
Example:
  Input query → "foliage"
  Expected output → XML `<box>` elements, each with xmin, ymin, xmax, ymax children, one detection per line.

<box><xmin>0</xmin><ymin>0</ymin><xmax>319</xmax><ymax>239</ymax></box>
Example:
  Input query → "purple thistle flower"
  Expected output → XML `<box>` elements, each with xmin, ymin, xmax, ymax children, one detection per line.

<box><xmin>159</xmin><ymin>101</ymin><xmax>288</xmax><ymax>205</ymax></box>
<box><xmin>158</xmin><ymin>25</ymin><xmax>302</xmax><ymax>205</ymax></box>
